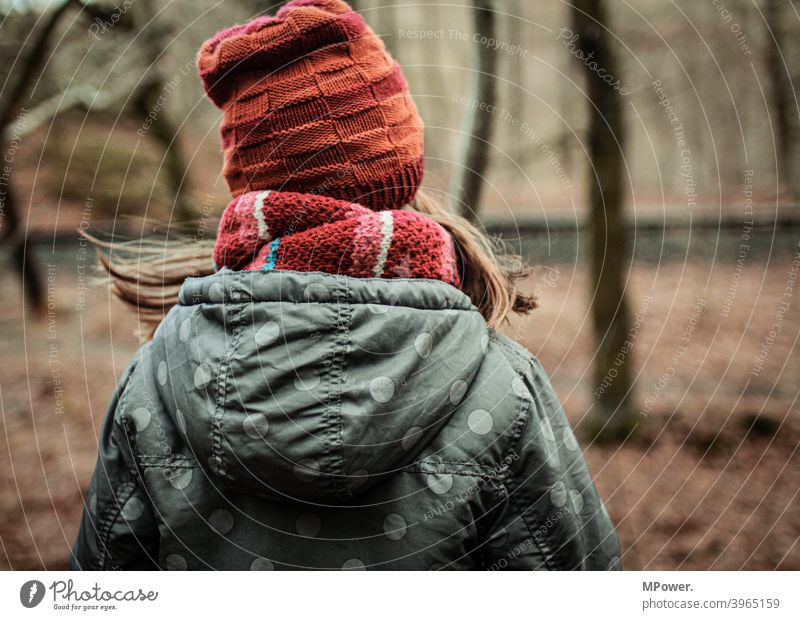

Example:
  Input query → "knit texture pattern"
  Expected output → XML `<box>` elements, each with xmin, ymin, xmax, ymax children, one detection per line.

<box><xmin>213</xmin><ymin>190</ymin><xmax>460</xmax><ymax>287</ymax></box>
<box><xmin>197</xmin><ymin>0</ymin><xmax>425</xmax><ymax>210</ymax></box>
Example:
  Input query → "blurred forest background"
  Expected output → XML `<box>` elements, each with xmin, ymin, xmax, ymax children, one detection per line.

<box><xmin>0</xmin><ymin>0</ymin><xmax>799</xmax><ymax>569</ymax></box>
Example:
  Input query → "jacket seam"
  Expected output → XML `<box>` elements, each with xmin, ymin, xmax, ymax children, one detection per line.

<box><xmin>402</xmin><ymin>468</ymin><xmax>496</xmax><ymax>479</ymax></box>
<box><xmin>324</xmin><ymin>278</ymin><xmax>353</xmax><ymax>502</ymax></box>
<box><xmin>95</xmin><ymin>355</ymin><xmax>142</xmax><ymax>570</ymax></box>
<box><xmin>182</xmin><ymin>299</ymin><xmax>477</xmax><ymax>313</ymax></box>
<box><xmin>483</xmin><ymin>361</ymin><xmax>557</xmax><ymax>569</ymax></box>
<box><xmin>96</xmin><ymin>480</ymin><xmax>136</xmax><ymax>571</ymax></box>
<box><xmin>498</xmin><ymin>371</ymin><xmax>533</xmax><ymax>483</ymax></box>
<box><xmin>502</xmin><ymin>363</ymin><xmax>561</xmax><ymax>571</ymax></box>
<box><xmin>185</xmin><ymin>269</ymin><xmax>472</xmax><ymax>288</ymax></box>
<box><xmin>408</xmin><ymin>460</ymin><xmax>501</xmax><ymax>472</ymax></box>
<box><xmin>136</xmin><ymin>454</ymin><xmax>195</xmax><ymax>464</ymax></box>
<box><xmin>115</xmin><ymin>358</ymin><xmax>141</xmax><ymax>439</ymax></box>
<box><xmin>504</xmin><ymin>478</ymin><xmax>559</xmax><ymax>570</ymax></box>
<box><xmin>478</xmin><ymin>334</ymin><xmax>535</xmax><ymax>485</ymax></box>
<box><xmin>418</xmin><ymin>460</ymin><xmax>499</xmax><ymax>470</ymax></box>
<box><xmin>491</xmin><ymin>333</ymin><xmax>534</xmax><ymax>373</ymax></box>
<box><xmin>135</xmin><ymin>460</ymin><xmax>200</xmax><ymax>469</ymax></box>
<box><xmin>211</xmin><ymin>301</ymin><xmax>245</xmax><ymax>480</ymax></box>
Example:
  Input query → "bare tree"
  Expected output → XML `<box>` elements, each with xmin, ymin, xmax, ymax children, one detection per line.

<box><xmin>505</xmin><ymin>0</ymin><xmax>527</xmax><ymax>120</ymax></box>
<box><xmin>130</xmin><ymin>0</ymin><xmax>192</xmax><ymax>221</ymax></box>
<box><xmin>0</xmin><ymin>0</ymin><xmax>82</xmax><ymax>313</ymax></box>
<box><xmin>449</xmin><ymin>0</ymin><xmax>498</xmax><ymax>223</ymax></box>
<box><xmin>570</xmin><ymin>0</ymin><xmax>635</xmax><ymax>442</ymax></box>
<box><xmin>0</xmin><ymin>0</ymin><xmax>186</xmax><ymax>310</ymax></box>
<box><xmin>764</xmin><ymin>0</ymin><xmax>798</xmax><ymax>200</ymax></box>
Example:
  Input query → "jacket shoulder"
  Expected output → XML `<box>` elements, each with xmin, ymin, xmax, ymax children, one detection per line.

<box><xmin>109</xmin><ymin>340</ymin><xmax>189</xmax><ymax>465</ymax></box>
<box><xmin>418</xmin><ymin>331</ymin><xmax>543</xmax><ymax>473</ymax></box>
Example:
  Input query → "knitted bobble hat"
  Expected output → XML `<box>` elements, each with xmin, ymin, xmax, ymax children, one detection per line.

<box><xmin>197</xmin><ymin>0</ymin><xmax>425</xmax><ymax>211</ymax></box>
<box><xmin>213</xmin><ymin>190</ymin><xmax>460</xmax><ymax>287</ymax></box>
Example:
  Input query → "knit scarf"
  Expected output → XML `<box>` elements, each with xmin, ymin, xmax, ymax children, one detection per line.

<box><xmin>212</xmin><ymin>190</ymin><xmax>461</xmax><ymax>287</ymax></box>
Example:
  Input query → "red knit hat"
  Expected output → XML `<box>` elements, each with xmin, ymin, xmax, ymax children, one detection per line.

<box><xmin>213</xmin><ymin>190</ymin><xmax>460</xmax><ymax>287</ymax></box>
<box><xmin>197</xmin><ymin>0</ymin><xmax>425</xmax><ymax>211</ymax></box>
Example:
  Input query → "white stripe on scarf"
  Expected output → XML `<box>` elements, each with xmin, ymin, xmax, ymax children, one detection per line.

<box><xmin>373</xmin><ymin>211</ymin><xmax>394</xmax><ymax>277</ymax></box>
<box><xmin>254</xmin><ymin>190</ymin><xmax>271</xmax><ymax>239</ymax></box>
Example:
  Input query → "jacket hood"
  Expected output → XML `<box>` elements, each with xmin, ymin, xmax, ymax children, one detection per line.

<box><xmin>150</xmin><ymin>269</ymin><xmax>489</xmax><ymax>505</ymax></box>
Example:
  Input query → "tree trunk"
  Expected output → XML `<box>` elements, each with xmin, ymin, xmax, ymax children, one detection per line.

<box><xmin>449</xmin><ymin>0</ymin><xmax>498</xmax><ymax>224</ymax></box>
<box><xmin>0</xmin><ymin>179</ymin><xmax>44</xmax><ymax>314</ymax></box>
<box><xmin>0</xmin><ymin>0</ymin><xmax>80</xmax><ymax>315</ymax></box>
<box><xmin>130</xmin><ymin>0</ymin><xmax>191</xmax><ymax>221</ymax></box>
<box><xmin>132</xmin><ymin>82</ymin><xmax>191</xmax><ymax>221</ymax></box>
<box><xmin>506</xmin><ymin>0</ymin><xmax>526</xmax><ymax>121</ymax></box>
<box><xmin>764</xmin><ymin>0</ymin><xmax>796</xmax><ymax>201</ymax></box>
<box><xmin>0</xmin><ymin>0</ymin><xmax>79</xmax><ymax>130</ymax></box>
<box><xmin>570</xmin><ymin>0</ymin><xmax>635</xmax><ymax>442</ymax></box>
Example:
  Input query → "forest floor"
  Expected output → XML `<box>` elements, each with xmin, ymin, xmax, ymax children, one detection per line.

<box><xmin>0</xmin><ymin>250</ymin><xmax>798</xmax><ymax>570</ymax></box>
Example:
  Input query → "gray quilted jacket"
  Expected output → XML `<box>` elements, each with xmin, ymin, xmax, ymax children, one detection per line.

<box><xmin>71</xmin><ymin>270</ymin><xmax>621</xmax><ymax>570</ymax></box>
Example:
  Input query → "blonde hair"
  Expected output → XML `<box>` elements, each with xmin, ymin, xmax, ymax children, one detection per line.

<box><xmin>84</xmin><ymin>189</ymin><xmax>535</xmax><ymax>337</ymax></box>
